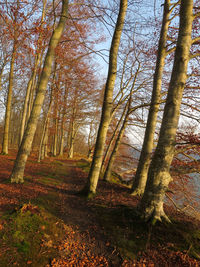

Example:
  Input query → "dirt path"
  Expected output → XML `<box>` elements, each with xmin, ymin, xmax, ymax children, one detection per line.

<box><xmin>0</xmin><ymin>152</ymin><xmax>200</xmax><ymax>266</ymax></box>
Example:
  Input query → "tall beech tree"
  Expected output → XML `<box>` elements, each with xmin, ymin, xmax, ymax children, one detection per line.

<box><xmin>10</xmin><ymin>0</ymin><xmax>69</xmax><ymax>183</ymax></box>
<box><xmin>81</xmin><ymin>0</ymin><xmax>128</xmax><ymax>197</ymax></box>
<box><xmin>131</xmin><ymin>0</ymin><xmax>176</xmax><ymax>196</ymax></box>
<box><xmin>139</xmin><ymin>0</ymin><xmax>193</xmax><ymax>223</ymax></box>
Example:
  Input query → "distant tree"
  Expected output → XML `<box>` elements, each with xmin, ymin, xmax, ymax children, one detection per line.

<box><xmin>10</xmin><ymin>0</ymin><xmax>69</xmax><ymax>183</ymax></box>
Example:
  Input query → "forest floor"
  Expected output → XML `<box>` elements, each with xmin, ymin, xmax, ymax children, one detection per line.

<box><xmin>0</xmin><ymin>150</ymin><xmax>200</xmax><ymax>267</ymax></box>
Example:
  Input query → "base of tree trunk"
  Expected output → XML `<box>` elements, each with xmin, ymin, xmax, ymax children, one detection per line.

<box><xmin>1</xmin><ymin>152</ymin><xmax>8</xmax><ymax>155</ymax></box>
<box><xmin>76</xmin><ymin>186</ymin><xmax>96</xmax><ymax>199</ymax></box>
<box><xmin>131</xmin><ymin>187</ymin><xmax>145</xmax><ymax>197</ymax></box>
<box><xmin>140</xmin><ymin>204</ymin><xmax>171</xmax><ymax>225</ymax></box>
<box><xmin>11</xmin><ymin>175</ymin><xmax>24</xmax><ymax>184</ymax></box>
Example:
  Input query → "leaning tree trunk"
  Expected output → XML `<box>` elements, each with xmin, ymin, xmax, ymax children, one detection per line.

<box><xmin>103</xmin><ymin>105</ymin><xmax>129</xmax><ymax>182</ymax></box>
<box><xmin>131</xmin><ymin>0</ymin><xmax>171</xmax><ymax>196</ymax></box>
<box><xmin>10</xmin><ymin>0</ymin><xmax>68</xmax><ymax>183</ymax></box>
<box><xmin>139</xmin><ymin>0</ymin><xmax>193</xmax><ymax>223</ymax></box>
<box><xmin>82</xmin><ymin>0</ymin><xmax>128</xmax><ymax>197</ymax></box>
<box><xmin>101</xmin><ymin>103</ymin><xmax>127</xmax><ymax>174</ymax></box>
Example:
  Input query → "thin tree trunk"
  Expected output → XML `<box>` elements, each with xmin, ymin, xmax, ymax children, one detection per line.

<box><xmin>59</xmin><ymin>86</ymin><xmax>68</xmax><ymax>156</ymax></box>
<box><xmin>139</xmin><ymin>0</ymin><xmax>193</xmax><ymax>223</ymax></box>
<box><xmin>20</xmin><ymin>0</ymin><xmax>47</xmax><ymax>145</ymax></box>
<box><xmin>0</xmin><ymin>58</ymin><xmax>7</xmax><ymax>91</ymax></box>
<box><xmin>2</xmin><ymin>42</ymin><xmax>16</xmax><ymax>154</ymax></box>
<box><xmin>19</xmin><ymin>77</ymin><xmax>33</xmax><ymax>145</ymax></box>
<box><xmin>82</xmin><ymin>0</ymin><xmax>128</xmax><ymax>197</ymax></box>
<box><xmin>103</xmin><ymin>105</ymin><xmax>129</xmax><ymax>182</ymax></box>
<box><xmin>101</xmin><ymin>105</ymin><xmax>127</xmax><ymax>174</ymax></box>
<box><xmin>68</xmin><ymin>120</ymin><xmax>76</xmax><ymax>159</ymax></box>
<box><xmin>43</xmin><ymin>122</ymin><xmax>49</xmax><ymax>158</ymax></box>
<box><xmin>10</xmin><ymin>0</ymin><xmax>69</xmax><ymax>183</ymax></box>
<box><xmin>131</xmin><ymin>0</ymin><xmax>172</xmax><ymax>196</ymax></box>
<box><xmin>38</xmin><ymin>94</ymin><xmax>53</xmax><ymax>162</ymax></box>
<box><xmin>53</xmin><ymin>116</ymin><xmax>58</xmax><ymax>156</ymax></box>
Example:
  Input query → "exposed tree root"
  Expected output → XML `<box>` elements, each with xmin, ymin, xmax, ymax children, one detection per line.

<box><xmin>10</xmin><ymin>175</ymin><xmax>24</xmax><ymax>184</ymax></box>
<box><xmin>140</xmin><ymin>205</ymin><xmax>171</xmax><ymax>225</ymax></box>
<box><xmin>131</xmin><ymin>188</ymin><xmax>144</xmax><ymax>197</ymax></box>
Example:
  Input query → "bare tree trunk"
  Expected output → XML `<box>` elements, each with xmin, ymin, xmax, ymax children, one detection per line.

<box><xmin>53</xmin><ymin>116</ymin><xmax>58</xmax><ymax>157</ymax></box>
<box><xmin>10</xmin><ymin>0</ymin><xmax>69</xmax><ymax>183</ymax></box>
<box><xmin>59</xmin><ymin>85</ymin><xmax>68</xmax><ymax>156</ymax></box>
<box><xmin>103</xmin><ymin>105</ymin><xmax>129</xmax><ymax>181</ymax></box>
<box><xmin>101</xmin><ymin>105</ymin><xmax>127</xmax><ymax>174</ymax></box>
<box><xmin>38</xmin><ymin>94</ymin><xmax>53</xmax><ymax>162</ymax></box>
<box><xmin>82</xmin><ymin>0</ymin><xmax>128</xmax><ymax>197</ymax></box>
<box><xmin>0</xmin><ymin>58</ymin><xmax>7</xmax><ymax>91</ymax></box>
<box><xmin>19</xmin><ymin>76</ymin><xmax>33</xmax><ymax>145</ymax></box>
<box><xmin>20</xmin><ymin>1</ymin><xmax>47</xmax><ymax>145</ymax></box>
<box><xmin>2</xmin><ymin>42</ymin><xmax>16</xmax><ymax>154</ymax></box>
<box><xmin>43</xmin><ymin>121</ymin><xmax>49</xmax><ymax>158</ymax></box>
<box><xmin>131</xmin><ymin>0</ymin><xmax>172</xmax><ymax>196</ymax></box>
<box><xmin>68</xmin><ymin>121</ymin><xmax>79</xmax><ymax>159</ymax></box>
<box><xmin>139</xmin><ymin>0</ymin><xmax>193</xmax><ymax>223</ymax></box>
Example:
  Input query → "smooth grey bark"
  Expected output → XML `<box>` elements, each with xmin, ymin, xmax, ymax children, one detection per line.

<box><xmin>82</xmin><ymin>0</ymin><xmax>128</xmax><ymax>196</ymax></box>
<box><xmin>139</xmin><ymin>0</ymin><xmax>193</xmax><ymax>223</ymax></box>
<box><xmin>131</xmin><ymin>0</ymin><xmax>172</xmax><ymax>196</ymax></box>
<box><xmin>10</xmin><ymin>0</ymin><xmax>69</xmax><ymax>183</ymax></box>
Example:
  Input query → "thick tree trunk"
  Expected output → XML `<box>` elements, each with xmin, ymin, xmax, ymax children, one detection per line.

<box><xmin>2</xmin><ymin>42</ymin><xmax>16</xmax><ymax>154</ymax></box>
<box><xmin>139</xmin><ymin>0</ymin><xmax>193</xmax><ymax>223</ymax></box>
<box><xmin>131</xmin><ymin>0</ymin><xmax>171</xmax><ymax>196</ymax></box>
<box><xmin>10</xmin><ymin>0</ymin><xmax>68</xmax><ymax>183</ymax></box>
<box><xmin>82</xmin><ymin>0</ymin><xmax>128</xmax><ymax>196</ymax></box>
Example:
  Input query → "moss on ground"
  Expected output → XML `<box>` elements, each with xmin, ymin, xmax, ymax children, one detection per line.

<box><xmin>0</xmin><ymin>203</ymin><xmax>66</xmax><ymax>267</ymax></box>
<box><xmin>76</xmin><ymin>159</ymin><xmax>91</xmax><ymax>173</ymax></box>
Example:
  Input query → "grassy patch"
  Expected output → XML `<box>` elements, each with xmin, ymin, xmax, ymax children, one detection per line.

<box><xmin>0</xmin><ymin>203</ymin><xmax>66</xmax><ymax>267</ymax></box>
<box><xmin>76</xmin><ymin>159</ymin><xmax>91</xmax><ymax>173</ymax></box>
